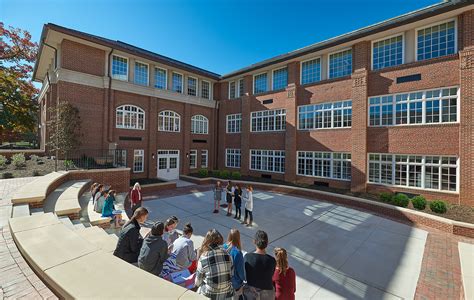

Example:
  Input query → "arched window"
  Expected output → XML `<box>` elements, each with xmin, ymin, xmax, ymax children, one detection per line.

<box><xmin>158</xmin><ymin>110</ymin><xmax>180</xmax><ymax>132</ymax></box>
<box><xmin>116</xmin><ymin>105</ymin><xmax>145</xmax><ymax>130</ymax></box>
<box><xmin>191</xmin><ymin>115</ymin><xmax>209</xmax><ymax>134</ymax></box>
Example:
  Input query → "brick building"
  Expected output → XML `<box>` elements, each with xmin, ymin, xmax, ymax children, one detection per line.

<box><xmin>33</xmin><ymin>0</ymin><xmax>474</xmax><ymax>206</ymax></box>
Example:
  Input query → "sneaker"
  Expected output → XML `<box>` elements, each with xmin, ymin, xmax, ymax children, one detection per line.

<box><xmin>213</xmin><ymin>210</ymin><xmax>218</xmax><ymax>213</ymax></box>
<box><xmin>246</xmin><ymin>223</ymin><xmax>252</xmax><ymax>227</ymax></box>
<box><xmin>233</xmin><ymin>216</ymin><xmax>237</xmax><ymax>219</ymax></box>
<box><xmin>226</xmin><ymin>213</ymin><xmax>232</xmax><ymax>217</ymax></box>
<box><xmin>241</xmin><ymin>221</ymin><xmax>246</xmax><ymax>225</ymax></box>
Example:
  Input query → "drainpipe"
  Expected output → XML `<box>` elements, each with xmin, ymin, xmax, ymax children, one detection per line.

<box><xmin>43</xmin><ymin>42</ymin><xmax>59</xmax><ymax>170</ymax></box>
<box><xmin>43</xmin><ymin>42</ymin><xmax>58</xmax><ymax>70</ymax></box>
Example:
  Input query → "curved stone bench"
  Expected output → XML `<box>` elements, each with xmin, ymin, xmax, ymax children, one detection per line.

<box><xmin>75</xmin><ymin>226</ymin><xmax>118</xmax><ymax>253</ymax></box>
<box><xmin>87</xmin><ymin>197</ymin><xmax>129</xmax><ymax>228</ymax></box>
<box><xmin>11</xmin><ymin>172</ymin><xmax>66</xmax><ymax>206</ymax></box>
<box><xmin>54</xmin><ymin>180</ymin><xmax>91</xmax><ymax>219</ymax></box>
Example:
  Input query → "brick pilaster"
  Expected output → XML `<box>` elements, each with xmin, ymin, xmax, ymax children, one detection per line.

<box><xmin>148</xmin><ymin>97</ymin><xmax>157</xmax><ymax>178</ymax></box>
<box><xmin>182</xmin><ymin>103</ymin><xmax>191</xmax><ymax>175</ymax></box>
<box><xmin>240</xmin><ymin>75</ymin><xmax>253</xmax><ymax>175</ymax></box>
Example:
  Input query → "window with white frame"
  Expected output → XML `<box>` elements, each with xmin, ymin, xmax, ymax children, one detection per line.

<box><xmin>133</xmin><ymin>150</ymin><xmax>144</xmax><ymax>173</ymax></box>
<box><xmin>134</xmin><ymin>62</ymin><xmax>148</xmax><ymax>85</ymax></box>
<box><xmin>369</xmin><ymin>87</ymin><xmax>458</xmax><ymax>126</ymax></box>
<box><xmin>158</xmin><ymin>110</ymin><xmax>180</xmax><ymax>132</ymax></box>
<box><xmin>368</xmin><ymin>153</ymin><xmax>458</xmax><ymax>192</ymax></box>
<box><xmin>229</xmin><ymin>81</ymin><xmax>236</xmax><ymax>99</ymax></box>
<box><xmin>172</xmin><ymin>73</ymin><xmax>183</xmax><ymax>93</ymax></box>
<box><xmin>201</xmin><ymin>81</ymin><xmax>210</xmax><ymax>99</ymax></box>
<box><xmin>116</xmin><ymin>105</ymin><xmax>145</xmax><ymax>130</ymax></box>
<box><xmin>189</xmin><ymin>150</ymin><xmax>197</xmax><ymax>168</ymax></box>
<box><xmin>372</xmin><ymin>35</ymin><xmax>403</xmax><ymax>70</ymax></box>
<box><xmin>417</xmin><ymin>20</ymin><xmax>456</xmax><ymax>61</ymax></box>
<box><xmin>238</xmin><ymin>79</ymin><xmax>245</xmax><ymax>97</ymax></box>
<box><xmin>226</xmin><ymin>149</ymin><xmax>241</xmax><ymax>168</ymax></box>
<box><xmin>253</xmin><ymin>73</ymin><xmax>268</xmax><ymax>94</ymax></box>
<box><xmin>250</xmin><ymin>150</ymin><xmax>285</xmax><ymax>173</ymax></box>
<box><xmin>226</xmin><ymin>113</ymin><xmax>242</xmax><ymax>133</ymax></box>
<box><xmin>112</xmin><ymin>55</ymin><xmax>128</xmax><ymax>81</ymax></box>
<box><xmin>154</xmin><ymin>67</ymin><xmax>167</xmax><ymax>89</ymax></box>
<box><xmin>191</xmin><ymin>115</ymin><xmax>209</xmax><ymax>134</ymax></box>
<box><xmin>298</xmin><ymin>100</ymin><xmax>352</xmax><ymax>130</ymax></box>
<box><xmin>251</xmin><ymin>109</ymin><xmax>286</xmax><ymax>132</ymax></box>
<box><xmin>329</xmin><ymin>49</ymin><xmax>352</xmax><ymax>79</ymax></box>
<box><xmin>272</xmin><ymin>67</ymin><xmax>288</xmax><ymax>90</ymax></box>
<box><xmin>301</xmin><ymin>58</ymin><xmax>321</xmax><ymax>85</ymax></box>
<box><xmin>201</xmin><ymin>150</ymin><xmax>208</xmax><ymax>168</ymax></box>
<box><xmin>188</xmin><ymin>77</ymin><xmax>197</xmax><ymax>96</ymax></box>
<box><xmin>297</xmin><ymin>152</ymin><xmax>351</xmax><ymax>180</ymax></box>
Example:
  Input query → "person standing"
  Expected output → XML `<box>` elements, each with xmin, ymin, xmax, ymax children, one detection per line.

<box><xmin>233</xmin><ymin>184</ymin><xmax>242</xmax><ymax>220</ymax></box>
<box><xmin>138</xmin><ymin>221</ymin><xmax>169</xmax><ymax>276</ymax></box>
<box><xmin>225</xmin><ymin>181</ymin><xmax>235</xmax><ymax>217</ymax></box>
<box><xmin>223</xmin><ymin>229</ymin><xmax>245</xmax><ymax>299</ymax></box>
<box><xmin>272</xmin><ymin>248</ymin><xmax>296</xmax><ymax>300</ymax></box>
<box><xmin>213</xmin><ymin>181</ymin><xmax>223</xmax><ymax>214</ymax></box>
<box><xmin>130</xmin><ymin>182</ymin><xmax>142</xmax><ymax>214</ymax></box>
<box><xmin>241</xmin><ymin>185</ymin><xmax>254</xmax><ymax>227</ymax></box>
<box><xmin>113</xmin><ymin>207</ymin><xmax>149</xmax><ymax>264</ymax></box>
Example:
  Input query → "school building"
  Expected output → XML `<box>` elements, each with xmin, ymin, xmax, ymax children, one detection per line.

<box><xmin>33</xmin><ymin>0</ymin><xmax>474</xmax><ymax>206</ymax></box>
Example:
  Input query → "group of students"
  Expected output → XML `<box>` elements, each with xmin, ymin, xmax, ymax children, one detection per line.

<box><xmin>214</xmin><ymin>181</ymin><xmax>254</xmax><ymax>227</ymax></box>
<box><xmin>90</xmin><ymin>182</ymin><xmax>122</xmax><ymax>227</ymax></box>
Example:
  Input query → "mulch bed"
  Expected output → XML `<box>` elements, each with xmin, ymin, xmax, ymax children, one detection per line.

<box><xmin>0</xmin><ymin>157</ymin><xmax>66</xmax><ymax>178</ymax></box>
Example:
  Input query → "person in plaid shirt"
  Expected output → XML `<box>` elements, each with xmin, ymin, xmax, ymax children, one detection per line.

<box><xmin>195</xmin><ymin>229</ymin><xmax>234</xmax><ymax>299</ymax></box>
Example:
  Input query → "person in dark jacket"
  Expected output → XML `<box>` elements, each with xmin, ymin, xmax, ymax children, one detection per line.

<box><xmin>138</xmin><ymin>221</ymin><xmax>169</xmax><ymax>276</ymax></box>
<box><xmin>233</xmin><ymin>184</ymin><xmax>242</xmax><ymax>220</ymax></box>
<box><xmin>113</xmin><ymin>207</ymin><xmax>149</xmax><ymax>264</ymax></box>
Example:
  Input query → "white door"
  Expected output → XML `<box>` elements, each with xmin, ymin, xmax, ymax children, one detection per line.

<box><xmin>157</xmin><ymin>150</ymin><xmax>180</xmax><ymax>181</ymax></box>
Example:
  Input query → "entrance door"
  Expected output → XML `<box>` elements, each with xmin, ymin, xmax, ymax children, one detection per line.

<box><xmin>157</xmin><ymin>150</ymin><xmax>180</xmax><ymax>181</ymax></box>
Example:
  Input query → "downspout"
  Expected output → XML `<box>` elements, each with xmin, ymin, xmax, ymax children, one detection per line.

<box><xmin>43</xmin><ymin>42</ymin><xmax>57</xmax><ymax>69</ymax></box>
<box><xmin>43</xmin><ymin>41</ymin><xmax>59</xmax><ymax>170</ymax></box>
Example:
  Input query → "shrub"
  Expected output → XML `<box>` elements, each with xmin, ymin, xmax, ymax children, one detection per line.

<box><xmin>379</xmin><ymin>192</ymin><xmax>393</xmax><ymax>203</ymax></box>
<box><xmin>219</xmin><ymin>170</ymin><xmax>230</xmax><ymax>179</ymax></box>
<box><xmin>198</xmin><ymin>168</ymin><xmax>208</xmax><ymax>177</ymax></box>
<box><xmin>64</xmin><ymin>160</ymin><xmax>75</xmax><ymax>170</ymax></box>
<box><xmin>0</xmin><ymin>155</ymin><xmax>7</xmax><ymax>169</ymax></box>
<box><xmin>411</xmin><ymin>196</ymin><xmax>427</xmax><ymax>210</ymax></box>
<box><xmin>2</xmin><ymin>172</ymin><xmax>13</xmax><ymax>179</ymax></box>
<box><xmin>30</xmin><ymin>154</ymin><xmax>39</xmax><ymax>162</ymax></box>
<box><xmin>211</xmin><ymin>170</ymin><xmax>220</xmax><ymax>177</ymax></box>
<box><xmin>391</xmin><ymin>193</ymin><xmax>410</xmax><ymax>207</ymax></box>
<box><xmin>231</xmin><ymin>171</ymin><xmax>241</xmax><ymax>180</ymax></box>
<box><xmin>11</xmin><ymin>153</ymin><xmax>26</xmax><ymax>169</ymax></box>
<box><xmin>430</xmin><ymin>200</ymin><xmax>447</xmax><ymax>214</ymax></box>
<box><xmin>32</xmin><ymin>170</ymin><xmax>41</xmax><ymax>176</ymax></box>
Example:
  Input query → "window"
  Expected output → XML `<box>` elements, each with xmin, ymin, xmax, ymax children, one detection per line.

<box><xmin>372</xmin><ymin>35</ymin><xmax>403</xmax><ymax>70</ymax></box>
<box><xmin>201</xmin><ymin>150</ymin><xmax>208</xmax><ymax>168</ymax></box>
<box><xmin>226</xmin><ymin>113</ymin><xmax>242</xmax><ymax>133</ymax></box>
<box><xmin>272</xmin><ymin>67</ymin><xmax>288</xmax><ymax>90</ymax></box>
<box><xmin>329</xmin><ymin>49</ymin><xmax>352</xmax><ymax>79</ymax></box>
<box><xmin>188</xmin><ymin>77</ymin><xmax>197</xmax><ymax>96</ymax></box>
<box><xmin>297</xmin><ymin>151</ymin><xmax>351</xmax><ymax>180</ymax></box>
<box><xmin>238</xmin><ymin>79</ymin><xmax>245</xmax><ymax>97</ymax></box>
<box><xmin>189</xmin><ymin>150</ymin><xmax>197</xmax><ymax>169</ymax></box>
<box><xmin>158</xmin><ymin>110</ymin><xmax>180</xmax><ymax>132</ymax></box>
<box><xmin>172</xmin><ymin>72</ymin><xmax>183</xmax><ymax>93</ymax></box>
<box><xmin>112</xmin><ymin>55</ymin><xmax>128</xmax><ymax>81</ymax></box>
<box><xmin>134</xmin><ymin>62</ymin><xmax>148</xmax><ymax>86</ymax></box>
<box><xmin>301</xmin><ymin>57</ymin><xmax>321</xmax><ymax>85</ymax></box>
<box><xmin>229</xmin><ymin>81</ymin><xmax>236</xmax><ymax>99</ymax></box>
<box><xmin>154</xmin><ymin>68</ymin><xmax>167</xmax><ymax>89</ymax></box>
<box><xmin>251</xmin><ymin>109</ymin><xmax>286</xmax><ymax>132</ymax></box>
<box><xmin>191</xmin><ymin>115</ymin><xmax>209</xmax><ymax>134</ymax></box>
<box><xmin>298</xmin><ymin>100</ymin><xmax>352</xmax><ymax>130</ymax></box>
<box><xmin>133</xmin><ymin>150</ymin><xmax>144</xmax><ymax>173</ymax></box>
<box><xmin>201</xmin><ymin>81</ymin><xmax>210</xmax><ymax>99</ymax></box>
<box><xmin>226</xmin><ymin>149</ymin><xmax>241</xmax><ymax>168</ymax></box>
<box><xmin>417</xmin><ymin>20</ymin><xmax>456</xmax><ymax>61</ymax></box>
<box><xmin>253</xmin><ymin>73</ymin><xmax>268</xmax><ymax>94</ymax></box>
<box><xmin>250</xmin><ymin>150</ymin><xmax>285</xmax><ymax>173</ymax></box>
<box><xmin>368</xmin><ymin>153</ymin><xmax>458</xmax><ymax>192</ymax></box>
<box><xmin>116</xmin><ymin>105</ymin><xmax>145</xmax><ymax>130</ymax></box>
<box><xmin>368</xmin><ymin>87</ymin><xmax>459</xmax><ymax>126</ymax></box>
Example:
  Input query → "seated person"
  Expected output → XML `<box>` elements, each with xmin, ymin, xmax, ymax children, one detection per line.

<box><xmin>138</xmin><ymin>222</ymin><xmax>169</xmax><ymax>276</ymax></box>
<box><xmin>172</xmin><ymin>223</ymin><xmax>197</xmax><ymax>272</ymax></box>
<box><xmin>101</xmin><ymin>190</ymin><xmax>116</xmax><ymax>218</ymax></box>
<box><xmin>94</xmin><ymin>189</ymin><xmax>106</xmax><ymax>213</ymax></box>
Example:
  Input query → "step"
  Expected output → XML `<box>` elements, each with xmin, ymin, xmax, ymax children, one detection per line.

<box><xmin>12</xmin><ymin>204</ymin><xmax>30</xmax><ymax>218</ymax></box>
<box><xmin>75</xmin><ymin>227</ymin><xmax>118</xmax><ymax>253</ymax></box>
<box><xmin>59</xmin><ymin>216</ymin><xmax>75</xmax><ymax>231</ymax></box>
<box><xmin>30</xmin><ymin>208</ymin><xmax>44</xmax><ymax>215</ymax></box>
<box><xmin>71</xmin><ymin>219</ymin><xmax>87</xmax><ymax>230</ymax></box>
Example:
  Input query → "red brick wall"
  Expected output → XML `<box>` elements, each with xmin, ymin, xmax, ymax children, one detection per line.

<box><xmin>67</xmin><ymin>168</ymin><xmax>131</xmax><ymax>193</ymax></box>
<box><xmin>61</xmin><ymin>39</ymin><xmax>105</xmax><ymax>76</ymax></box>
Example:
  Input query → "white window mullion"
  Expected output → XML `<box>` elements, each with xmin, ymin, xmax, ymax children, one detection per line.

<box><xmin>421</xmin><ymin>156</ymin><xmax>426</xmax><ymax>189</ymax></box>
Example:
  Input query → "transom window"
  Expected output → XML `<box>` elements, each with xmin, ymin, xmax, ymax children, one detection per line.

<box><xmin>298</xmin><ymin>100</ymin><xmax>352</xmax><ymax>130</ymax></box>
<box><xmin>116</xmin><ymin>105</ymin><xmax>145</xmax><ymax>130</ymax></box>
<box><xmin>191</xmin><ymin>115</ymin><xmax>209</xmax><ymax>134</ymax></box>
<box><xmin>250</xmin><ymin>150</ymin><xmax>285</xmax><ymax>173</ymax></box>
<box><xmin>297</xmin><ymin>152</ymin><xmax>351</xmax><ymax>180</ymax></box>
<box><xmin>251</xmin><ymin>109</ymin><xmax>286</xmax><ymax>132</ymax></box>
<box><xmin>229</xmin><ymin>81</ymin><xmax>236</xmax><ymax>99</ymax></box>
<box><xmin>134</xmin><ymin>62</ymin><xmax>148</xmax><ymax>86</ymax></box>
<box><xmin>154</xmin><ymin>68</ymin><xmax>167</xmax><ymax>89</ymax></box>
<box><xmin>301</xmin><ymin>58</ymin><xmax>321</xmax><ymax>85</ymax></box>
<box><xmin>226</xmin><ymin>113</ymin><xmax>242</xmax><ymax>133</ymax></box>
<box><xmin>253</xmin><ymin>73</ymin><xmax>268</xmax><ymax>94</ymax></box>
<box><xmin>417</xmin><ymin>20</ymin><xmax>456</xmax><ymax>61</ymax></box>
<box><xmin>372</xmin><ymin>35</ymin><xmax>403</xmax><ymax>70</ymax></box>
<box><xmin>172</xmin><ymin>73</ymin><xmax>183</xmax><ymax>93</ymax></box>
<box><xmin>112</xmin><ymin>55</ymin><xmax>128</xmax><ymax>81</ymax></box>
<box><xmin>226</xmin><ymin>149</ymin><xmax>241</xmax><ymax>168</ymax></box>
<box><xmin>188</xmin><ymin>77</ymin><xmax>197</xmax><ymax>96</ymax></box>
<box><xmin>272</xmin><ymin>67</ymin><xmax>288</xmax><ymax>90</ymax></box>
<box><xmin>133</xmin><ymin>150</ymin><xmax>144</xmax><ymax>173</ymax></box>
<box><xmin>369</xmin><ymin>87</ymin><xmax>458</xmax><ymax>126</ymax></box>
<box><xmin>158</xmin><ymin>110</ymin><xmax>180</xmax><ymax>132</ymax></box>
<box><xmin>201</xmin><ymin>81</ymin><xmax>211</xmax><ymax>99</ymax></box>
<box><xmin>329</xmin><ymin>49</ymin><xmax>352</xmax><ymax>79</ymax></box>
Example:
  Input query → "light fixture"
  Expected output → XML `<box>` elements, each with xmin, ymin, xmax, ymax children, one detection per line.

<box><xmin>152</xmin><ymin>153</ymin><xmax>155</xmax><ymax>159</ymax></box>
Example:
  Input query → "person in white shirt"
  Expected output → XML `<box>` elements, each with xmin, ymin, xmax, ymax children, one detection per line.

<box><xmin>241</xmin><ymin>185</ymin><xmax>254</xmax><ymax>227</ymax></box>
<box><xmin>172</xmin><ymin>223</ymin><xmax>197</xmax><ymax>270</ymax></box>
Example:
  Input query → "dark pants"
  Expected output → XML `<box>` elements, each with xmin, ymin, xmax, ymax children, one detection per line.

<box><xmin>245</xmin><ymin>209</ymin><xmax>253</xmax><ymax>223</ymax></box>
<box><xmin>235</xmin><ymin>206</ymin><xmax>241</xmax><ymax>218</ymax></box>
<box><xmin>131</xmin><ymin>202</ymin><xmax>141</xmax><ymax>214</ymax></box>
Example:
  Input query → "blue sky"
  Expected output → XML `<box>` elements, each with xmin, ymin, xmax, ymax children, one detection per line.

<box><xmin>2</xmin><ymin>0</ymin><xmax>439</xmax><ymax>75</ymax></box>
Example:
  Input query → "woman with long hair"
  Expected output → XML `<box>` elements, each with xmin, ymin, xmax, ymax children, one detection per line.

<box><xmin>130</xmin><ymin>182</ymin><xmax>142</xmax><ymax>213</ymax></box>
<box><xmin>233</xmin><ymin>184</ymin><xmax>242</xmax><ymax>220</ymax></box>
<box><xmin>223</xmin><ymin>229</ymin><xmax>245</xmax><ymax>299</ymax></box>
<box><xmin>242</xmin><ymin>185</ymin><xmax>254</xmax><ymax>227</ymax></box>
<box><xmin>272</xmin><ymin>247</ymin><xmax>296</xmax><ymax>300</ymax></box>
<box><xmin>213</xmin><ymin>181</ymin><xmax>223</xmax><ymax>214</ymax></box>
<box><xmin>113</xmin><ymin>207</ymin><xmax>149</xmax><ymax>264</ymax></box>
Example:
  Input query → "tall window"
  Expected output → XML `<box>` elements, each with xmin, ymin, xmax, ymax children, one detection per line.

<box><xmin>172</xmin><ymin>72</ymin><xmax>183</xmax><ymax>93</ymax></box>
<box><xmin>154</xmin><ymin>68</ymin><xmax>167</xmax><ymax>89</ymax></box>
<box><xmin>158</xmin><ymin>110</ymin><xmax>180</xmax><ymax>132</ymax></box>
<box><xmin>191</xmin><ymin>115</ymin><xmax>209</xmax><ymax>134</ymax></box>
<box><xmin>369</xmin><ymin>87</ymin><xmax>459</xmax><ymax>126</ymax></box>
<box><xmin>134</xmin><ymin>62</ymin><xmax>148</xmax><ymax>85</ymax></box>
<box><xmin>253</xmin><ymin>73</ymin><xmax>268</xmax><ymax>94</ymax></box>
<box><xmin>229</xmin><ymin>81</ymin><xmax>236</xmax><ymax>99</ymax></box>
<box><xmin>301</xmin><ymin>58</ymin><xmax>321</xmax><ymax>84</ymax></box>
<box><xmin>226</xmin><ymin>114</ymin><xmax>242</xmax><ymax>133</ymax></box>
<box><xmin>133</xmin><ymin>150</ymin><xmax>144</xmax><ymax>173</ymax></box>
<box><xmin>368</xmin><ymin>153</ymin><xmax>458</xmax><ymax>192</ymax></box>
<box><xmin>417</xmin><ymin>20</ymin><xmax>456</xmax><ymax>61</ymax></box>
<box><xmin>297</xmin><ymin>152</ymin><xmax>351</xmax><ymax>180</ymax></box>
<box><xmin>329</xmin><ymin>49</ymin><xmax>352</xmax><ymax>79</ymax></box>
<box><xmin>226</xmin><ymin>149</ymin><xmax>241</xmax><ymax>168</ymax></box>
<box><xmin>112</xmin><ymin>55</ymin><xmax>128</xmax><ymax>81</ymax></box>
<box><xmin>298</xmin><ymin>100</ymin><xmax>352</xmax><ymax>130</ymax></box>
<box><xmin>250</xmin><ymin>150</ymin><xmax>285</xmax><ymax>173</ymax></box>
<box><xmin>251</xmin><ymin>109</ymin><xmax>286</xmax><ymax>132</ymax></box>
<box><xmin>188</xmin><ymin>77</ymin><xmax>197</xmax><ymax>96</ymax></box>
<box><xmin>372</xmin><ymin>35</ymin><xmax>403</xmax><ymax>70</ymax></box>
<box><xmin>116</xmin><ymin>105</ymin><xmax>145</xmax><ymax>130</ymax></box>
<box><xmin>201</xmin><ymin>81</ymin><xmax>210</xmax><ymax>99</ymax></box>
<box><xmin>238</xmin><ymin>79</ymin><xmax>245</xmax><ymax>97</ymax></box>
<box><xmin>201</xmin><ymin>150</ymin><xmax>208</xmax><ymax>168</ymax></box>
<box><xmin>272</xmin><ymin>67</ymin><xmax>288</xmax><ymax>90</ymax></box>
<box><xmin>189</xmin><ymin>150</ymin><xmax>197</xmax><ymax>169</ymax></box>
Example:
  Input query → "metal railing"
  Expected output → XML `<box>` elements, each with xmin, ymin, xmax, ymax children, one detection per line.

<box><xmin>62</xmin><ymin>149</ymin><xmax>127</xmax><ymax>170</ymax></box>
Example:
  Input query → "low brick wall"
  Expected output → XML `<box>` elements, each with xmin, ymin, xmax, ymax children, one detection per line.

<box><xmin>67</xmin><ymin>168</ymin><xmax>131</xmax><ymax>193</ymax></box>
<box><xmin>141</xmin><ymin>182</ymin><xmax>177</xmax><ymax>195</ymax></box>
